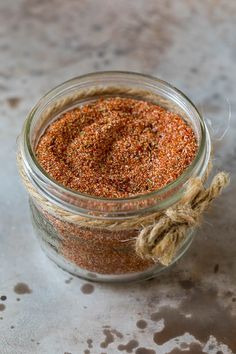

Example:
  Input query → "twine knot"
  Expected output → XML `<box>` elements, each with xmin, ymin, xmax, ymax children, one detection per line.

<box><xmin>165</xmin><ymin>205</ymin><xmax>199</xmax><ymax>226</ymax></box>
<box><xmin>135</xmin><ymin>172</ymin><xmax>229</xmax><ymax>266</ymax></box>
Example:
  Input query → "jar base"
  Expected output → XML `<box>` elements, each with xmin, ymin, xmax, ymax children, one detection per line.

<box><xmin>37</xmin><ymin>231</ymin><xmax>195</xmax><ymax>283</ymax></box>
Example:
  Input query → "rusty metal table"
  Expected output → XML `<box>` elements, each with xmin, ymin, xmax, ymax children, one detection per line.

<box><xmin>0</xmin><ymin>1</ymin><xmax>236</xmax><ymax>353</ymax></box>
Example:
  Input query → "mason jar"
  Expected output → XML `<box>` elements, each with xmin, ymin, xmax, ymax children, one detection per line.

<box><xmin>17</xmin><ymin>71</ymin><xmax>211</xmax><ymax>282</ymax></box>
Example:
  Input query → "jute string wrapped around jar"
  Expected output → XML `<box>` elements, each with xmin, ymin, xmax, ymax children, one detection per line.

<box><xmin>17</xmin><ymin>86</ymin><xmax>230</xmax><ymax>266</ymax></box>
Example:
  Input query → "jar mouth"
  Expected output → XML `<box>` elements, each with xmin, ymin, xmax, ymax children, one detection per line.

<box><xmin>21</xmin><ymin>71</ymin><xmax>211</xmax><ymax>214</ymax></box>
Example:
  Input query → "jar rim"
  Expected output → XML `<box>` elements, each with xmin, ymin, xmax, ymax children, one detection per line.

<box><xmin>21</xmin><ymin>71</ymin><xmax>210</xmax><ymax>213</ymax></box>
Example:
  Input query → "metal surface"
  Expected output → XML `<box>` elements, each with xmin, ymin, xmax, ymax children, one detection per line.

<box><xmin>0</xmin><ymin>1</ymin><xmax>236</xmax><ymax>353</ymax></box>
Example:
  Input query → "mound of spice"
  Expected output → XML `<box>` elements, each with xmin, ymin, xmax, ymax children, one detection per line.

<box><xmin>36</xmin><ymin>97</ymin><xmax>197</xmax><ymax>198</ymax></box>
<box><xmin>34</xmin><ymin>97</ymin><xmax>198</xmax><ymax>275</ymax></box>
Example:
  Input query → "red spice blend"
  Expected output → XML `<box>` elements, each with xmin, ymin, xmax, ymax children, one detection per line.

<box><xmin>34</xmin><ymin>97</ymin><xmax>198</xmax><ymax>275</ymax></box>
<box><xmin>36</xmin><ymin>97</ymin><xmax>197</xmax><ymax>198</ymax></box>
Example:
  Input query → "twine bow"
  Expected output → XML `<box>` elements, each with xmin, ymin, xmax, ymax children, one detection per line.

<box><xmin>136</xmin><ymin>172</ymin><xmax>229</xmax><ymax>265</ymax></box>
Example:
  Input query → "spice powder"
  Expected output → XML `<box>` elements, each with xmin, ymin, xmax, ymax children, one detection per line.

<box><xmin>35</xmin><ymin>97</ymin><xmax>198</xmax><ymax>275</ymax></box>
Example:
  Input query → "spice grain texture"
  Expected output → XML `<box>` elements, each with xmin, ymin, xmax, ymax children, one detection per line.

<box><xmin>36</xmin><ymin>97</ymin><xmax>197</xmax><ymax>198</ymax></box>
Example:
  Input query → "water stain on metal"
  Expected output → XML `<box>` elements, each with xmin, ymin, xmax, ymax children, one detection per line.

<box><xmin>100</xmin><ymin>328</ymin><xmax>123</xmax><ymax>349</ymax></box>
<box><xmin>0</xmin><ymin>317</ymin><xmax>3</xmax><ymax>320</ymax></box>
<box><xmin>7</xmin><ymin>97</ymin><xmax>21</xmax><ymax>108</ymax></box>
<box><xmin>10</xmin><ymin>325</ymin><xmax>14</xmax><ymax>329</ymax></box>
<box><xmin>0</xmin><ymin>295</ymin><xmax>7</xmax><ymax>301</ymax></box>
<box><xmin>166</xmin><ymin>343</ymin><xmax>207</xmax><ymax>353</ymax></box>
<box><xmin>100</xmin><ymin>329</ymin><xmax>114</xmax><ymax>348</ymax></box>
<box><xmin>81</xmin><ymin>283</ymin><xmax>94</xmax><ymax>294</ymax></box>
<box><xmin>87</xmin><ymin>339</ymin><xmax>93</xmax><ymax>348</ymax></box>
<box><xmin>65</xmin><ymin>277</ymin><xmax>73</xmax><ymax>284</ymax></box>
<box><xmin>224</xmin><ymin>290</ymin><xmax>233</xmax><ymax>298</ymax></box>
<box><xmin>135</xmin><ymin>348</ymin><xmax>156</xmax><ymax>354</ymax></box>
<box><xmin>136</xmin><ymin>319</ymin><xmax>147</xmax><ymax>329</ymax></box>
<box><xmin>151</xmin><ymin>287</ymin><xmax>236</xmax><ymax>352</ymax></box>
<box><xmin>0</xmin><ymin>304</ymin><xmax>6</xmax><ymax>311</ymax></box>
<box><xmin>179</xmin><ymin>279</ymin><xmax>195</xmax><ymax>290</ymax></box>
<box><xmin>118</xmin><ymin>339</ymin><xmax>139</xmax><ymax>352</ymax></box>
<box><xmin>14</xmin><ymin>283</ymin><xmax>32</xmax><ymax>294</ymax></box>
<box><xmin>214</xmin><ymin>263</ymin><xmax>219</xmax><ymax>273</ymax></box>
<box><xmin>112</xmin><ymin>329</ymin><xmax>123</xmax><ymax>339</ymax></box>
<box><xmin>16</xmin><ymin>298</ymin><xmax>20</xmax><ymax>301</ymax></box>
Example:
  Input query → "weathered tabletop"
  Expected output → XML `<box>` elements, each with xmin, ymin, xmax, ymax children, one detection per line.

<box><xmin>0</xmin><ymin>1</ymin><xmax>236</xmax><ymax>353</ymax></box>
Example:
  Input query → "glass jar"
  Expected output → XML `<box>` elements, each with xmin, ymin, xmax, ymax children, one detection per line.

<box><xmin>18</xmin><ymin>72</ymin><xmax>211</xmax><ymax>282</ymax></box>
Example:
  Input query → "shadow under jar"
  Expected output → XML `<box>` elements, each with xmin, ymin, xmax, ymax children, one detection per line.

<box><xmin>18</xmin><ymin>72</ymin><xmax>211</xmax><ymax>282</ymax></box>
